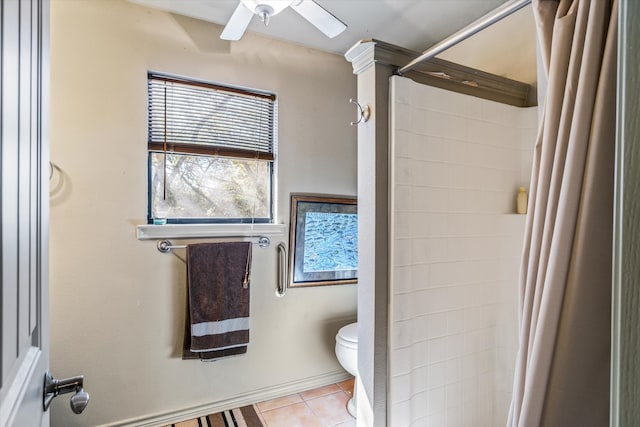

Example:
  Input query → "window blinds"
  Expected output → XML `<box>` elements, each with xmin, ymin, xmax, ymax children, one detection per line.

<box><xmin>148</xmin><ymin>73</ymin><xmax>276</xmax><ymax>161</ymax></box>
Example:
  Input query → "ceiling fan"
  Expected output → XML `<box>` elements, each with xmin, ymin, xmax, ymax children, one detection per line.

<box><xmin>221</xmin><ymin>0</ymin><xmax>347</xmax><ymax>41</ymax></box>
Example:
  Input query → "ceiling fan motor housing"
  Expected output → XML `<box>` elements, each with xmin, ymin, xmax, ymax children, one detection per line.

<box><xmin>241</xmin><ymin>0</ymin><xmax>293</xmax><ymax>17</ymax></box>
<box><xmin>255</xmin><ymin>4</ymin><xmax>274</xmax><ymax>23</ymax></box>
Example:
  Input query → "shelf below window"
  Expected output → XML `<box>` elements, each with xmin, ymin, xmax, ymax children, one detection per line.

<box><xmin>136</xmin><ymin>223</ymin><xmax>287</xmax><ymax>241</ymax></box>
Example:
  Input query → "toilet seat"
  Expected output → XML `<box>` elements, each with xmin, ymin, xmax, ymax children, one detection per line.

<box><xmin>336</xmin><ymin>323</ymin><xmax>358</xmax><ymax>349</ymax></box>
<box><xmin>338</xmin><ymin>323</ymin><xmax>358</xmax><ymax>342</ymax></box>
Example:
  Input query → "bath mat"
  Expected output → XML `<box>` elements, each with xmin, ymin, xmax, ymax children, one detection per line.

<box><xmin>164</xmin><ymin>405</ymin><xmax>264</xmax><ymax>427</ymax></box>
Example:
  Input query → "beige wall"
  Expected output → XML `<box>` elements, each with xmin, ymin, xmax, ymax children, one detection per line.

<box><xmin>438</xmin><ymin>6</ymin><xmax>537</xmax><ymax>86</ymax></box>
<box><xmin>49</xmin><ymin>1</ymin><xmax>357</xmax><ymax>425</ymax></box>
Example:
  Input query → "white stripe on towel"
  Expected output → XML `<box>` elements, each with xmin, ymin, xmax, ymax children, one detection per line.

<box><xmin>190</xmin><ymin>343</ymin><xmax>246</xmax><ymax>352</ymax></box>
<box><xmin>191</xmin><ymin>317</ymin><xmax>250</xmax><ymax>337</ymax></box>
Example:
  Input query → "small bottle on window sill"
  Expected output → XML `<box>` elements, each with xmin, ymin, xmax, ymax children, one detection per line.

<box><xmin>153</xmin><ymin>200</ymin><xmax>169</xmax><ymax>225</ymax></box>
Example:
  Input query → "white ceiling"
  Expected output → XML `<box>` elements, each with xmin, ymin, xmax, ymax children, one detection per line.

<box><xmin>129</xmin><ymin>0</ymin><xmax>537</xmax><ymax>84</ymax></box>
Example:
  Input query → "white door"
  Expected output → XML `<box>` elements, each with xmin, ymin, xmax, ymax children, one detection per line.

<box><xmin>0</xmin><ymin>0</ymin><xmax>50</xmax><ymax>425</ymax></box>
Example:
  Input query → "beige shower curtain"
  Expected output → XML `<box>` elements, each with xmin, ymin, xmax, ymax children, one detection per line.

<box><xmin>508</xmin><ymin>1</ymin><xmax>617</xmax><ymax>426</ymax></box>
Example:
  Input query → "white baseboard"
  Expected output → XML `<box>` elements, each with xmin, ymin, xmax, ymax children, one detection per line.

<box><xmin>99</xmin><ymin>370</ymin><xmax>351</xmax><ymax>427</ymax></box>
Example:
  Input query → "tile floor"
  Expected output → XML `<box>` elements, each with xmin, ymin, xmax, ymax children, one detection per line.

<box><xmin>254</xmin><ymin>377</ymin><xmax>355</xmax><ymax>427</ymax></box>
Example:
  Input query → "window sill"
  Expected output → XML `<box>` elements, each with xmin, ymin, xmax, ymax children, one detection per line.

<box><xmin>136</xmin><ymin>223</ymin><xmax>287</xmax><ymax>241</ymax></box>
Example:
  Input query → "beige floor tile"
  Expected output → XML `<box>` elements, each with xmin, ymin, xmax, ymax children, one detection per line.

<box><xmin>300</xmin><ymin>384</ymin><xmax>341</xmax><ymax>401</ymax></box>
<box><xmin>256</xmin><ymin>408</ymin><xmax>267</xmax><ymax>425</ymax></box>
<box><xmin>337</xmin><ymin>378</ymin><xmax>355</xmax><ymax>397</ymax></box>
<box><xmin>256</xmin><ymin>393</ymin><xmax>303</xmax><ymax>412</ymax></box>
<box><xmin>261</xmin><ymin>402</ymin><xmax>323</xmax><ymax>427</ymax></box>
<box><xmin>306</xmin><ymin>391</ymin><xmax>353</xmax><ymax>426</ymax></box>
<box><xmin>334</xmin><ymin>420</ymin><xmax>357</xmax><ymax>427</ymax></box>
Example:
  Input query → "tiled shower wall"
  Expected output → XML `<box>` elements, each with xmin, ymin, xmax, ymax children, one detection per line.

<box><xmin>388</xmin><ymin>76</ymin><xmax>537</xmax><ymax>427</ymax></box>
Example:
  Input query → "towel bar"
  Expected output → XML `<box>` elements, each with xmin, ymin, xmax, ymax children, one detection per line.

<box><xmin>157</xmin><ymin>237</ymin><xmax>270</xmax><ymax>253</ymax></box>
<box><xmin>276</xmin><ymin>242</ymin><xmax>288</xmax><ymax>297</ymax></box>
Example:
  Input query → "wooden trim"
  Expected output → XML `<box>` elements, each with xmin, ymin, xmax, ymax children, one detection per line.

<box><xmin>342</xmin><ymin>45</ymin><xmax>393</xmax><ymax>425</ymax></box>
<box><xmin>148</xmin><ymin>72</ymin><xmax>276</xmax><ymax>100</ymax></box>
<box><xmin>345</xmin><ymin>39</ymin><xmax>535</xmax><ymax>107</ymax></box>
<box><xmin>287</xmin><ymin>194</ymin><xmax>358</xmax><ymax>288</ymax></box>
<box><xmin>148</xmin><ymin>142</ymin><xmax>274</xmax><ymax>161</ymax></box>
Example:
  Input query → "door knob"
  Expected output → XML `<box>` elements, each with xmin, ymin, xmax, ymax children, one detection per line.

<box><xmin>43</xmin><ymin>372</ymin><xmax>90</xmax><ymax>414</ymax></box>
<box><xmin>69</xmin><ymin>388</ymin><xmax>90</xmax><ymax>414</ymax></box>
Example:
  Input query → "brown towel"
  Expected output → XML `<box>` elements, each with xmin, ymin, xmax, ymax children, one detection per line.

<box><xmin>182</xmin><ymin>242</ymin><xmax>252</xmax><ymax>361</ymax></box>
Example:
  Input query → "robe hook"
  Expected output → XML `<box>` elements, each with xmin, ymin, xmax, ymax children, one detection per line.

<box><xmin>349</xmin><ymin>98</ymin><xmax>370</xmax><ymax>126</ymax></box>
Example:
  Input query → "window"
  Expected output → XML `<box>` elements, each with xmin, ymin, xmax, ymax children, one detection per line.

<box><xmin>147</xmin><ymin>72</ymin><xmax>276</xmax><ymax>224</ymax></box>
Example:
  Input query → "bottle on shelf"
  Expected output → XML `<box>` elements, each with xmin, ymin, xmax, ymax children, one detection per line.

<box><xmin>516</xmin><ymin>186</ymin><xmax>528</xmax><ymax>214</ymax></box>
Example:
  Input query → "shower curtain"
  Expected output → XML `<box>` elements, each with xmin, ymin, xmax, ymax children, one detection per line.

<box><xmin>508</xmin><ymin>1</ymin><xmax>617</xmax><ymax>426</ymax></box>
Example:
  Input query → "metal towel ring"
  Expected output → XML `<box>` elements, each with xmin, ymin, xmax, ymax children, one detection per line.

<box><xmin>349</xmin><ymin>98</ymin><xmax>370</xmax><ymax>126</ymax></box>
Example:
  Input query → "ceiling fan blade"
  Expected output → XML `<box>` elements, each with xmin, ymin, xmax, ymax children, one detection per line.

<box><xmin>220</xmin><ymin>3</ymin><xmax>254</xmax><ymax>40</ymax></box>
<box><xmin>290</xmin><ymin>0</ymin><xmax>347</xmax><ymax>38</ymax></box>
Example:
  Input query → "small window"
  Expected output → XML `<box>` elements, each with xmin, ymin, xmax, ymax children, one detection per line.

<box><xmin>147</xmin><ymin>72</ymin><xmax>276</xmax><ymax>224</ymax></box>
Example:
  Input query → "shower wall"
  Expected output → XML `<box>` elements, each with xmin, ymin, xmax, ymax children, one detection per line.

<box><xmin>388</xmin><ymin>76</ymin><xmax>537</xmax><ymax>427</ymax></box>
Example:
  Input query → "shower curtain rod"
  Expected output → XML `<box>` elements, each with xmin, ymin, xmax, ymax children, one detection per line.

<box><xmin>397</xmin><ymin>0</ymin><xmax>532</xmax><ymax>76</ymax></box>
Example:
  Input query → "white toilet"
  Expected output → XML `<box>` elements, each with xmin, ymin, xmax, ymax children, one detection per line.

<box><xmin>335</xmin><ymin>322</ymin><xmax>358</xmax><ymax>417</ymax></box>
